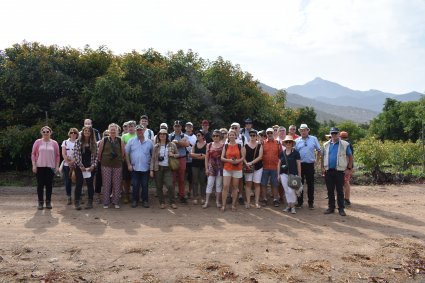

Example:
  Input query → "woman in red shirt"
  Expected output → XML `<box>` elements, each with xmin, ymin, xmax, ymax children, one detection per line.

<box><xmin>221</xmin><ymin>129</ymin><xmax>245</xmax><ymax>211</ymax></box>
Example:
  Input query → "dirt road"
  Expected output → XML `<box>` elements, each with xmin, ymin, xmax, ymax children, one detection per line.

<box><xmin>0</xmin><ymin>184</ymin><xmax>424</xmax><ymax>282</ymax></box>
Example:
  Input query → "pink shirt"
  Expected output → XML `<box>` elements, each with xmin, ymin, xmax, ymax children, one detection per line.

<box><xmin>31</xmin><ymin>139</ymin><xmax>60</xmax><ymax>168</ymax></box>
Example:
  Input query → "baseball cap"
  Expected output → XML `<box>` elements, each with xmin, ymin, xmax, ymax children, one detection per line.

<box><xmin>135</xmin><ymin>125</ymin><xmax>145</xmax><ymax>130</ymax></box>
<box><xmin>329</xmin><ymin>127</ymin><xmax>340</xmax><ymax>134</ymax></box>
<box><xmin>174</xmin><ymin>120</ymin><xmax>182</xmax><ymax>126</ymax></box>
<box><xmin>160</xmin><ymin>123</ymin><xmax>168</xmax><ymax>129</ymax></box>
<box><xmin>185</xmin><ymin>122</ymin><xmax>193</xmax><ymax>127</ymax></box>
<box><xmin>202</xmin><ymin>120</ymin><xmax>209</xmax><ymax>126</ymax></box>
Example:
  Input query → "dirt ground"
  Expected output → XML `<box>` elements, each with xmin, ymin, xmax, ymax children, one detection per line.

<box><xmin>0</xmin><ymin>184</ymin><xmax>425</xmax><ymax>283</ymax></box>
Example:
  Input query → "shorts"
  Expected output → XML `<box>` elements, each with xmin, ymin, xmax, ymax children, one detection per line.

<box><xmin>223</xmin><ymin>169</ymin><xmax>243</xmax><ymax>179</ymax></box>
<box><xmin>244</xmin><ymin>168</ymin><xmax>263</xmax><ymax>184</ymax></box>
<box><xmin>261</xmin><ymin>169</ymin><xmax>278</xmax><ymax>187</ymax></box>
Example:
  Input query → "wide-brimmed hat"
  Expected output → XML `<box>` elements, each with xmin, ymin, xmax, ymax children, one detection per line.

<box><xmin>158</xmin><ymin>129</ymin><xmax>168</xmax><ymax>134</ymax></box>
<box><xmin>299</xmin><ymin>124</ymin><xmax>309</xmax><ymax>131</ymax></box>
<box><xmin>283</xmin><ymin>135</ymin><xmax>295</xmax><ymax>143</ymax></box>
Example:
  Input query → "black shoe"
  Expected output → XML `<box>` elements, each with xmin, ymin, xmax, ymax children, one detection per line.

<box><xmin>238</xmin><ymin>197</ymin><xmax>244</xmax><ymax>205</ymax></box>
<box><xmin>142</xmin><ymin>201</ymin><xmax>150</xmax><ymax>208</ymax></box>
<box><xmin>295</xmin><ymin>203</ymin><xmax>302</xmax><ymax>209</ymax></box>
<box><xmin>344</xmin><ymin>199</ymin><xmax>351</xmax><ymax>206</ymax></box>
<box><xmin>261</xmin><ymin>199</ymin><xmax>268</xmax><ymax>206</ymax></box>
<box><xmin>324</xmin><ymin>208</ymin><xmax>335</xmax><ymax>214</ymax></box>
<box><xmin>308</xmin><ymin>204</ymin><xmax>315</xmax><ymax>210</ymax></box>
<box><xmin>338</xmin><ymin>209</ymin><xmax>346</xmax><ymax>216</ymax></box>
<box><xmin>45</xmin><ymin>201</ymin><xmax>52</xmax><ymax>209</ymax></box>
<box><xmin>67</xmin><ymin>197</ymin><xmax>72</xmax><ymax>205</ymax></box>
<box><xmin>75</xmin><ymin>201</ymin><xmax>81</xmax><ymax>210</ymax></box>
<box><xmin>131</xmin><ymin>200</ymin><xmax>138</xmax><ymax>208</ymax></box>
<box><xmin>273</xmin><ymin>199</ymin><xmax>280</xmax><ymax>207</ymax></box>
<box><xmin>180</xmin><ymin>197</ymin><xmax>187</xmax><ymax>204</ymax></box>
<box><xmin>37</xmin><ymin>201</ymin><xmax>44</xmax><ymax>210</ymax></box>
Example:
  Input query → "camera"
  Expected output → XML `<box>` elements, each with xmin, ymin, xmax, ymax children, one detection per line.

<box><xmin>110</xmin><ymin>151</ymin><xmax>117</xmax><ymax>160</ymax></box>
<box><xmin>232</xmin><ymin>157</ymin><xmax>236</xmax><ymax>161</ymax></box>
<box><xmin>158</xmin><ymin>156</ymin><xmax>164</xmax><ymax>162</ymax></box>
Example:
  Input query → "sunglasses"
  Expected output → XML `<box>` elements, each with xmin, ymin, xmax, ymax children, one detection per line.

<box><xmin>70</xmin><ymin>132</ymin><xmax>78</xmax><ymax>135</ymax></box>
<box><xmin>284</xmin><ymin>141</ymin><xmax>293</xmax><ymax>144</ymax></box>
<box><xmin>331</xmin><ymin>132</ymin><xmax>338</xmax><ymax>135</ymax></box>
<box><xmin>42</xmin><ymin>131</ymin><xmax>50</xmax><ymax>134</ymax></box>
<box><xmin>231</xmin><ymin>127</ymin><xmax>237</xmax><ymax>129</ymax></box>
<box><xmin>266</xmin><ymin>132</ymin><xmax>273</xmax><ymax>135</ymax></box>
<box><xmin>249</xmin><ymin>134</ymin><xmax>256</xmax><ymax>137</ymax></box>
<box><xmin>196</xmin><ymin>134</ymin><xmax>203</xmax><ymax>137</ymax></box>
<box><xmin>212</xmin><ymin>134</ymin><xmax>220</xmax><ymax>137</ymax></box>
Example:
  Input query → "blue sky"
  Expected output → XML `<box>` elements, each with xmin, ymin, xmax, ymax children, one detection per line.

<box><xmin>1</xmin><ymin>0</ymin><xmax>424</xmax><ymax>94</ymax></box>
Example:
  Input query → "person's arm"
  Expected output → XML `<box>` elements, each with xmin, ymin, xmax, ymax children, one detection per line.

<box><xmin>53</xmin><ymin>141</ymin><xmax>60</xmax><ymax>172</ymax></box>
<box><xmin>61</xmin><ymin>142</ymin><xmax>68</xmax><ymax>162</ymax></box>
<box><xmin>90</xmin><ymin>143</ymin><xmax>98</xmax><ymax>171</ymax></box>
<box><xmin>251</xmin><ymin>144</ymin><xmax>263</xmax><ymax>165</ymax></box>
<box><xmin>97</xmin><ymin>139</ymin><xmax>104</xmax><ymax>163</ymax></box>
<box><xmin>221</xmin><ymin>146</ymin><xmax>229</xmax><ymax>163</ymax></box>
<box><xmin>277</xmin><ymin>159</ymin><xmax>281</xmax><ymax>182</ymax></box>
<box><xmin>125</xmin><ymin>142</ymin><xmax>132</xmax><ymax>171</ymax></box>
<box><xmin>120</xmin><ymin>140</ymin><xmax>126</xmax><ymax>159</ymax></box>
<box><xmin>297</xmin><ymin>159</ymin><xmax>302</xmax><ymax>176</ymax></box>
<box><xmin>204</xmin><ymin>145</ymin><xmax>210</xmax><ymax>174</ymax></box>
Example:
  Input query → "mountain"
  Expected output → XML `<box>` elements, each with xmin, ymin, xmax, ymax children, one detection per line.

<box><xmin>259</xmin><ymin>83</ymin><xmax>378</xmax><ymax>123</ymax></box>
<box><xmin>286</xmin><ymin>77</ymin><xmax>423</xmax><ymax>112</ymax></box>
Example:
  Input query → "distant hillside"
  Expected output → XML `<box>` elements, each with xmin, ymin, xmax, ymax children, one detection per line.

<box><xmin>259</xmin><ymin>83</ymin><xmax>378</xmax><ymax>123</ymax></box>
<box><xmin>287</xmin><ymin>77</ymin><xmax>423</xmax><ymax>112</ymax></box>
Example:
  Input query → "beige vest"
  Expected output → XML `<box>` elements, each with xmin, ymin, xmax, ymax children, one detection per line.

<box><xmin>322</xmin><ymin>139</ymin><xmax>349</xmax><ymax>171</ymax></box>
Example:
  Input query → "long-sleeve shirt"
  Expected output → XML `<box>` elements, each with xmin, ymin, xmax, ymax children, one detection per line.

<box><xmin>73</xmin><ymin>139</ymin><xmax>98</xmax><ymax>168</ymax></box>
<box><xmin>31</xmin><ymin>139</ymin><xmax>60</xmax><ymax>168</ymax></box>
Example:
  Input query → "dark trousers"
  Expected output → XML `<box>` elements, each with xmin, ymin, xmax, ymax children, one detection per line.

<box><xmin>36</xmin><ymin>167</ymin><xmax>54</xmax><ymax>202</ymax></box>
<box><xmin>297</xmin><ymin>162</ymin><xmax>315</xmax><ymax>205</ymax></box>
<box><xmin>75</xmin><ymin>167</ymin><xmax>94</xmax><ymax>201</ymax></box>
<box><xmin>325</xmin><ymin>169</ymin><xmax>345</xmax><ymax>210</ymax></box>
<box><xmin>62</xmin><ymin>166</ymin><xmax>72</xmax><ymax>196</ymax></box>
<box><xmin>95</xmin><ymin>163</ymin><xmax>102</xmax><ymax>194</ymax></box>
<box><xmin>132</xmin><ymin>171</ymin><xmax>149</xmax><ymax>202</ymax></box>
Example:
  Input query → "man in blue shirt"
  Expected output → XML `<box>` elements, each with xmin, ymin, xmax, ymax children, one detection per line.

<box><xmin>125</xmin><ymin>125</ymin><xmax>153</xmax><ymax>208</ymax></box>
<box><xmin>295</xmin><ymin>124</ymin><xmax>321</xmax><ymax>209</ymax></box>
<box><xmin>320</xmin><ymin>127</ymin><xmax>353</xmax><ymax>216</ymax></box>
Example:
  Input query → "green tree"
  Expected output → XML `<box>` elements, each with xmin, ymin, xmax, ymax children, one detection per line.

<box><xmin>295</xmin><ymin>107</ymin><xmax>320</xmax><ymax>136</ymax></box>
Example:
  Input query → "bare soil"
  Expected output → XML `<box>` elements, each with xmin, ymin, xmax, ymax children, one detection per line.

<box><xmin>0</xmin><ymin>184</ymin><xmax>424</xmax><ymax>282</ymax></box>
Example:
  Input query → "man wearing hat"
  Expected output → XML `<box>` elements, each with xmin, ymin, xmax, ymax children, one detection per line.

<box><xmin>321</xmin><ymin>127</ymin><xmax>353</xmax><ymax>216</ymax></box>
<box><xmin>294</xmin><ymin>124</ymin><xmax>321</xmax><ymax>209</ymax></box>
<box><xmin>201</xmin><ymin>120</ymin><xmax>212</xmax><ymax>143</ymax></box>
<box><xmin>340</xmin><ymin>131</ymin><xmax>354</xmax><ymax>206</ymax></box>
<box><xmin>125</xmin><ymin>125</ymin><xmax>153</xmax><ymax>208</ymax></box>
<box><xmin>139</xmin><ymin>114</ymin><xmax>155</xmax><ymax>142</ymax></box>
<box><xmin>170</xmin><ymin>120</ymin><xmax>190</xmax><ymax>203</ymax></box>
<box><xmin>240</xmin><ymin>118</ymin><xmax>255</xmax><ymax>143</ymax></box>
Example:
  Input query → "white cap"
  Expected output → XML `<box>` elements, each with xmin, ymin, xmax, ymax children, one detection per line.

<box><xmin>185</xmin><ymin>122</ymin><xmax>193</xmax><ymax>126</ymax></box>
<box><xmin>160</xmin><ymin>123</ymin><xmax>168</xmax><ymax>129</ymax></box>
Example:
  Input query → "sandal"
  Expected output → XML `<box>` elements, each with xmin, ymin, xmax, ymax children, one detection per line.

<box><xmin>255</xmin><ymin>203</ymin><xmax>261</xmax><ymax>209</ymax></box>
<box><xmin>245</xmin><ymin>203</ymin><xmax>250</xmax><ymax>209</ymax></box>
<box><xmin>221</xmin><ymin>206</ymin><xmax>226</xmax><ymax>212</ymax></box>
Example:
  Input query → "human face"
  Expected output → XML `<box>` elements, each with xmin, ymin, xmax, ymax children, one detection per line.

<box><xmin>266</xmin><ymin>131</ymin><xmax>274</xmax><ymax>139</ymax></box>
<box><xmin>299</xmin><ymin>128</ymin><xmax>309</xmax><ymax>138</ymax></box>
<box><xmin>84</xmin><ymin>119</ymin><xmax>92</xmax><ymax>128</ymax></box>
<box><xmin>159</xmin><ymin>133</ymin><xmax>167</xmax><ymax>141</ymax></box>
<box><xmin>284</xmin><ymin>140</ymin><xmax>294</xmax><ymax>148</ymax></box>
<box><xmin>83</xmin><ymin>128</ymin><xmax>91</xmax><ymax>138</ymax></box>
<box><xmin>127</xmin><ymin>124</ymin><xmax>135</xmax><ymax>134</ymax></box>
<box><xmin>289</xmin><ymin>126</ymin><xmax>296</xmax><ymax>134</ymax></box>
<box><xmin>279</xmin><ymin>129</ymin><xmax>286</xmax><ymax>139</ymax></box>
<box><xmin>41</xmin><ymin>128</ymin><xmax>51</xmax><ymax>138</ymax></box>
<box><xmin>109</xmin><ymin>126</ymin><xmax>117</xmax><ymax>137</ymax></box>
<box><xmin>212</xmin><ymin>133</ymin><xmax>221</xmax><ymax>141</ymax></box>
<box><xmin>228</xmin><ymin>132</ymin><xmax>236</xmax><ymax>141</ymax></box>
<box><xmin>140</xmin><ymin>118</ymin><xmax>148</xmax><ymax>127</ymax></box>
<box><xmin>173</xmin><ymin>124</ymin><xmax>182</xmax><ymax>133</ymax></box>
<box><xmin>245</xmin><ymin>123</ymin><xmax>252</xmax><ymax>130</ymax></box>
<box><xmin>331</xmin><ymin>132</ymin><xmax>339</xmax><ymax>142</ymax></box>
<box><xmin>185</xmin><ymin>125</ymin><xmax>193</xmax><ymax>133</ymax></box>
<box><xmin>136</xmin><ymin>128</ymin><xmax>145</xmax><ymax>137</ymax></box>
<box><xmin>202</xmin><ymin>124</ymin><xmax>209</xmax><ymax>131</ymax></box>
<box><xmin>69</xmin><ymin>131</ymin><xmax>78</xmax><ymax>139</ymax></box>
<box><xmin>196</xmin><ymin>133</ymin><xmax>204</xmax><ymax>141</ymax></box>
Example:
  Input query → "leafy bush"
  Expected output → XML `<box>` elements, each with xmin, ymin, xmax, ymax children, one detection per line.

<box><xmin>385</xmin><ymin>140</ymin><xmax>422</xmax><ymax>172</ymax></box>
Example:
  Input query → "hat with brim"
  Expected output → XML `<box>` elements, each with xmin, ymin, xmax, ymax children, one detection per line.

<box><xmin>299</xmin><ymin>124</ymin><xmax>309</xmax><ymax>131</ymax></box>
<box><xmin>160</xmin><ymin>123</ymin><xmax>168</xmax><ymax>129</ymax></box>
<box><xmin>266</xmin><ymin>128</ymin><xmax>274</xmax><ymax>133</ymax></box>
<box><xmin>329</xmin><ymin>127</ymin><xmax>340</xmax><ymax>134</ymax></box>
<box><xmin>135</xmin><ymin>125</ymin><xmax>145</xmax><ymax>130</ymax></box>
<box><xmin>283</xmin><ymin>135</ymin><xmax>295</xmax><ymax>143</ymax></box>
<box><xmin>158</xmin><ymin>129</ymin><xmax>168</xmax><ymax>134</ymax></box>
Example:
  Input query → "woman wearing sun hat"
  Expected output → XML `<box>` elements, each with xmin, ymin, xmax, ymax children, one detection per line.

<box><xmin>277</xmin><ymin>135</ymin><xmax>301</xmax><ymax>214</ymax></box>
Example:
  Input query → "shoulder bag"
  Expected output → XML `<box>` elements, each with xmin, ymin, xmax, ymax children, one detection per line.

<box><xmin>283</xmin><ymin>150</ymin><xmax>302</xmax><ymax>189</ymax></box>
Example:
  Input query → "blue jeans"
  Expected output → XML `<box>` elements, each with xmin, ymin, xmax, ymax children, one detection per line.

<box><xmin>132</xmin><ymin>171</ymin><xmax>149</xmax><ymax>202</ymax></box>
<box><xmin>62</xmin><ymin>166</ymin><xmax>72</xmax><ymax>197</ymax></box>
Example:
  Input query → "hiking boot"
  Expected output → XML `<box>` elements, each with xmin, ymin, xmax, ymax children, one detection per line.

<box><xmin>308</xmin><ymin>203</ymin><xmax>315</xmax><ymax>210</ymax></box>
<box><xmin>75</xmin><ymin>200</ymin><xmax>81</xmax><ymax>210</ymax></box>
<box><xmin>131</xmin><ymin>200</ymin><xmax>138</xmax><ymax>208</ymax></box>
<box><xmin>67</xmin><ymin>196</ymin><xmax>72</xmax><ymax>205</ymax></box>
<box><xmin>324</xmin><ymin>208</ymin><xmax>335</xmax><ymax>214</ymax></box>
<box><xmin>344</xmin><ymin>199</ymin><xmax>351</xmax><ymax>206</ymax></box>
<box><xmin>338</xmin><ymin>209</ymin><xmax>346</xmax><ymax>216</ymax></box>
<box><xmin>45</xmin><ymin>201</ymin><xmax>52</xmax><ymax>209</ymax></box>
<box><xmin>37</xmin><ymin>201</ymin><xmax>44</xmax><ymax>210</ymax></box>
<box><xmin>85</xmin><ymin>199</ymin><xmax>93</xmax><ymax>209</ymax></box>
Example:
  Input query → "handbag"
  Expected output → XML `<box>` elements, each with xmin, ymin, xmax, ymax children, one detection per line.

<box><xmin>283</xmin><ymin>150</ymin><xmax>302</xmax><ymax>189</ymax></box>
<box><xmin>168</xmin><ymin>156</ymin><xmax>180</xmax><ymax>171</ymax></box>
<box><xmin>70</xmin><ymin>168</ymin><xmax>77</xmax><ymax>184</ymax></box>
<box><xmin>244</xmin><ymin>144</ymin><xmax>258</xmax><ymax>173</ymax></box>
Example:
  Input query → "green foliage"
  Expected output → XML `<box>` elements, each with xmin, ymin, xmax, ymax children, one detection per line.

<box><xmin>385</xmin><ymin>140</ymin><xmax>422</xmax><ymax>172</ymax></box>
<box><xmin>354</xmin><ymin>137</ymin><xmax>387</xmax><ymax>172</ymax></box>
<box><xmin>295</xmin><ymin>107</ymin><xmax>320</xmax><ymax>135</ymax></box>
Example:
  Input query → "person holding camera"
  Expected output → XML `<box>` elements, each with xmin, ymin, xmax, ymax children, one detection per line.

<box><xmin>150</xmin><ymin>129</ymin><xmax>179</xmax><ymax>209</ymax></box>
<box><xmin>277</xmin><ymin>135</ymin><xmax>301</xmax><ymax>214</ymax></box>
<box><xmin>97</xmin><ymin>123</ymin><xmax>125</xmax><ymax>209</ymax></box>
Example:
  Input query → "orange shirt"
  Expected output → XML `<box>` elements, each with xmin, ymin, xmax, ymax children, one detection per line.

<box><xmin>223</xmin><ymin>143</ymin><xmax>242</xmax><ymax>171</ymax></box>
<box><xmin>262</xmin><ymin>138</ymin><xmax>281</xmax><ymax>169</ymax></box>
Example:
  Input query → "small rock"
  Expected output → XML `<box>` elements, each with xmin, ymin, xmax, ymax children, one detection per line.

<box><xmin>48</xmin><ymin>258</ymin><xmax>58</xmax><ymax>263</ymax></box>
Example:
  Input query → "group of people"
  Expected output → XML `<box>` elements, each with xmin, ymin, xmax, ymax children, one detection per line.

<box><xmin>31</xmin><ymin>116</ymin><xmax>353</xmax><ymax>216</ymax></box>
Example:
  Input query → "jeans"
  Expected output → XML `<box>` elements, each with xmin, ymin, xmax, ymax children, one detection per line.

<box><xmin>325</xmin><ymin>169</ymin><xmax>345</xmax><ymax>210</ymax></box>
<box><xmin>131</xmin><ymin>170</ymin><xmax>149</xmax><ymax>203</ymax></box>
<box><xmin>75</xmin><ymin>167</ymin><xmax>94</xmax><ymax>201</ymax></box>
<box><xmin>62</xmin><ymin>165</ymin><xmax>72</xmax><ymax>197</ymax></box>
<box><xmin>36</xmin><ymin>167</ymin><xmax>55</xmax><ymax>202</ymax></box>
<box><xmin>192</xmin><ymin>166</ymin><xmax>206</xmax><ymax>198</ymax></box>
<box><xmin>297</xmin><ymin>162</ymin><xmax>315</xmax><ymax>206</ymax></box>
<box><xmin>155</xmin><ymin>166</ymin><xmax>175</xmax><ymax>204</ymax></box>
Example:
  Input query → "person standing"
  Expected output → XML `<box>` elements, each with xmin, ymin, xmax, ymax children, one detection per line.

<box><xmin>170</xmin><ymin>120</ymin><xmax>190</xmax><ymax>203</ymax></box>
<box><xmin>61</xmin><ymin>128</ymin><xmax>78</xmax><ymax>205</ymax></box>
<box><xmin>98</xmin><ymin>123</ymin><xmax>125</xmax><ymax>209</ymax></box>
<box><xmin>243</xmin><ymin>130</ymin><xmax>263</xmax><ymax>208</ymax></box>
<box><xmin>240</xmin><ymin>118</ymin><xmax>255</xmax><ymax>142</ymax></box>
<box><xmin>150</xmin><ymin>129</ymin><xmax>179</xmax><ymax>209</ymax></box>
<box><xmin>321</xmin><ymin>127</ymin><xmax>353</xmax><ymax>216</ymax></box>
<box><xmin>288</xmin><ymin>125</ymin><xmax>299</xmax><ymax>139</ymax></box>
<box><xmin>139</xmin><ymin>114</ymin><xmax>155</xmax><ymax>142</ymax></box>
<box><xmin>31</xmin><ymin>126</ymin><xmax>60</xmax><ymax>210</ymax></box>
<box><xmin>340</xmin><ymin>131</ymin><xmax>354</xmax><ymax>206</ymax></box>
<box><xmin>201</xmin><ymin>120</ymin><xmax>212</xmax><ymax>143</ymax></box>
<box><xmin>190</xmin><ymin>130</ymin><xmax>207</xmax><ymax>204</ymax></box>
<box><xmin>185</xmin><ymin>122</ymin><xmax>196</xmax><ymax>199</ymax></box>
<box><xmin>83</xmin><ymin>118</ymin><xmax>101</xmax><ymax>141</ymax></box>
<box><xmin>121</xmin><ymin>120</ymin><xmax>137</xmax><ymax>204</ymax></box>
<box><xmin>126</xmin><ymin>125</ymin><xmax>153</xmax><ymax>208</ymax></box>
<box><xmin>203</xmin><ymin>129</ymin><xmax>224</xmax><ymax>208</ymax></box>
<box><xmin>278</xmin><ymin>135</ymin><xmax>301</xmax><ymax>214</ymax></box>
<box><xmin>73</xmin><ymin>126</ymin><xmax>98</xmax><ymax>210</ymax></box>
<box><xmin>294</xmin><ymin>124</ymin><xmax>321</xmax><ymax>209</ymax></box>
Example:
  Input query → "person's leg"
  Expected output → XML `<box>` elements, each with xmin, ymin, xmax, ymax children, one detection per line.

<box><xmin>245</xmin><ymin>180</ymin><xmax>253</xmax><ymax>207</ymax></box>
<box><xmin>178</xmin><ymin>158</ymin><xmax>187</xmax><ymax>200</ymax></box>
<box><xmin>163</xmin><ymin>168</ymin><xmax>176</xmax><ymax>205</ymax></box>
<box><xmin>191</xmin><ymin>166</ymin><xmax>200</xmax><ymax>203</ymax></box>
<box><xmin>131</xmin><ymin>171</ymin><xmax>141</xmax><ymax>207</ymax></box>
<box><xmin>305</xmin><ymin>163</ymin><xmax>315</xmax><ymax>207</ymax></box>
<box><xmin>85</xmin><ymin>173</ymin><xmax>95</xmax><ymax>209</ymax></box>
<box><xmin>344</xmin><ymin>171</ymin><xmax>352</xmax><ymax>205</ymax></box>
<box><xmin>270</xmin><ymin>170</ymin><xmax>280</xmax><ymax>207</ymax></box>
<box><xmin>215</xmin><ymin>175</ymin><xmax>223</xmax><ymax>207</ymax></box>
<box><xmin>45</xmin><ymin>168</ymin><xmax>55</xmax><ymax>209</ymax></box>
<box><xmin>141</xmin><ymin>171</ymin><xmax>149</xmax><ymax>206</ymax></box>
<box><xmin>231</xmin><ymin>175</ymin><xmax>240</xmax><ymax>210</ymax></box>
<box><xmin>95</xmin><ymin>163</ymin><xmax>103</xmax><ymax>203</ymax></box>
<box><xmin>336</xmin><ymin>171</ymin><xmax>345</xmax><ymax>213</ymax></box>
<box><xmin>199</xmin><ymin>167</ymin><xmax>206</xmax><ymax>201</ymax></box>
<box><xmin>260</xmin><ymin>169</ymin><xmax>270</xmax><ymax>205</ymax></box>
<box><xmin>186</xmin><ymin>161</ymin><xmax>193</xmax><ymax>198</ymax></box>
<box><xmin>75</xmin><ymin>167</ymin><xmax>83</xmax><ymax>207</ymax></box>
<box><xmin>297</xmin><ymin>163</ymin><xmax>307</xmax><ymax>207</ymax></box>
<box><xmin>204</xmin><ymin>175</ymin><xmax>214</xmax><ymax>208</ymax></box>
<box><xmin>63</xmin><ymin>166</ymin><xmax>72</xmax><ymax>198</ymax></box>
<box><xmin>222</xmin><ymin>175</ymin><xmax>231</xmax><ymax>211</ymax></box>
<box><xmin>155</xmin><ymin>168</ymin><xmax>165</xmax><ymax>205</ymax></box>
<box><xmin>101</xmin><ymin>166</ymin><xmax>112</xmax><ymax>206</ymax></box>
<box><xmin>325</xmin><ymin>171</ymin><xmax>336</xmax><ymax>213</ymax></box>
<box><xmin>36</xmin><ymin>167</ymin><xmax>45</xmax><ymax>203</ymax></box>
<box><xmin>112</xmin><ymin>167</ymin><xmax>123</xmax><ymax>206</ymax></box>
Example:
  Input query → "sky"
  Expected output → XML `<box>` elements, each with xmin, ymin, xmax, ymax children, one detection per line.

<box><xmin>1</xmin><ymin>0</ymin><xmax>425</xmax><ymax>94</ymax></box>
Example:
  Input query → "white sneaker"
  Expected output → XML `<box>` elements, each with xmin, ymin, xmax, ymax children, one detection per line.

<box><xmin>291</xmin><ymin>207</ymin><xmax>296</xmax><ymax>214</ymax></box>
<box><xmin>283</xmin><ymin>207</ymin><xmax>290</xmax><ymax>212</ymax></box>
<box><xmin>103</xmin><ymin>205</ymin><xmax>108</xmax><ymax>209</ymax></box>
<box><xmin>114</xmin><ymin>204</ymin><xmax>120</xmax><ymax>209</ymax></box>
<box><xmin>202</xmin><ymin>203</ymin><xmax>208</xmax><ymax>209</ymax></box>
<box><xmin>216</xmin><ymin>203</ymin><xmax>222</xmax><ymax>208</ymax></box>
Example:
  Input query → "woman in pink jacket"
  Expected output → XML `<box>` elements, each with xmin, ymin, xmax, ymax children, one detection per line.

<box><xmin>31</xmin><ymin>126</ymin><xmax>60</xmax><ymax>210</ymax></box>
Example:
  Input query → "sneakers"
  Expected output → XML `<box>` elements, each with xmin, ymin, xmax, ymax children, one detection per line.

<box><xmin>295</xmin><ymin>203</ymin><xmax>302</xmax><ymax>209</ymax></box>
<box><xmin>75</xmin><ymin>201</ymin><xmax>81</xmax><ymax>210</ymax></box>
<box><xmin>131</xmin><ymin>200</ymin><xmax>138</xmax><ymax>208</ymax></box>
<box><xmin>324</xmin><ymin>208</ymin><xmax>335</xmax><ymax>214</ymax></box>
<box><xmin>103</xmin><ymin>205</ymin><xmax>109</xmax><ymax>209</ymax></box>
<box><xmin>216</xmin><ymin>203</ymin><xmax>222</xmax><ymax>208</ymax></box>
<box><xmin>344</xmin><ymin>199</ymin><xmax>351</xmax><ymax>206</ymax></box>
<box><xmin>283</xmin><ymin>207</ymin><xmax>290</xmax><ymax>212</ymax></box>
<box><xmin>193</xmin><ymin>199</ymin><xmax>198</xmax><ymax>205</ymax></box>
<box><xmin>261</xmin><ymin>199</ymin><xmax>268</xmax><ymax>206</ymax></box>
<box><xmin>114</xmin><ymin>204</ymin><xmax>120</xmax><ymax>209</ymax></box>
<box><xmin>273</xmin><ymin>199</ymin><xmax>280</xmax><ymax>207</ymax></box>
<box><xmin>255</xmin><ymin>203</ymin><xmax>261</xmax><ymax>209</ymax></box>
<box><xmin>85</xmin><ymin>199</ymin><xmax>93</xmax><ymax>209</ymax></box>
<box><xmin>291</xmin><ymin>207</ymin><xmax>296</xmax><ymax>214</ymax></box>
<box><xmin>142</xmin><ymin>201</ymin><xmax>150</xmax><ymax>208</ymax></box>
<box><xmin>171</xmin><ymin>204</ymin><xmax>178</xmax><ymax>209</ymax></box>
<box><xmin>160</xmin><ymin>203</ymin><xmax>166</xmax><ymax>209</ymax></box>
<box><xmin>202</xmin><ymin>203</ymin><xmax>208</xmax><ymax>209</ymax></box>
<box><xmin>338</xmin><ymin>209</ymin><xmax>346</xmax><ymax>216</ymax></box>
<box><xmin>37</xmin><ymin>201</ymin><xmax>44</xmax><ymax>210</ymax></box>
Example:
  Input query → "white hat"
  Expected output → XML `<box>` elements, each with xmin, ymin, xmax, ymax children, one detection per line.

<box><xmin>160</xmin><ymin>123</ymin><xmax>168</xmax><ymax>129</ymax></box>
<box><xmin>299</xmin><ymin>124</ymin><xmax>309</xmax><ymax>131</ymax></box>
<box><xmin>185</xmin><ymin>122</ymin><xmax>193</xmax><ymax>126</ymax></box>
<box><xmin>266</xmin><ymin>128</ymin><xmax>274</xmax><ymax>133</ymax></box>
